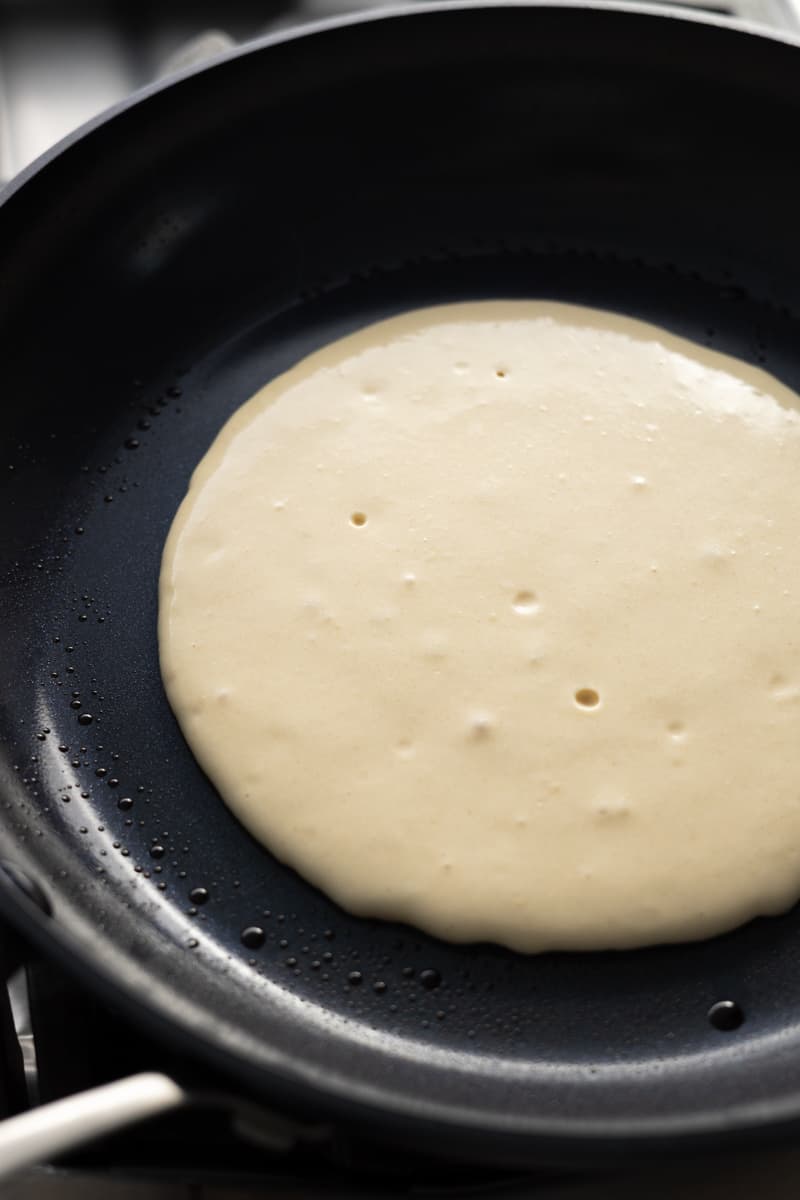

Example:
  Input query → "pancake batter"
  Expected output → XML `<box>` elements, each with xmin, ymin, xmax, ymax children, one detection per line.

<box><xmin>159</xmin><ymin>302</ymin><xmax>800</xmax><ymax>952</ymax></box>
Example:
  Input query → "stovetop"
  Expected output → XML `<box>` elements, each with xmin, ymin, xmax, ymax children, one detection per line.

<box><xmin>4</xmin><ymin>1</ymin><xmax>800</xmax><ymax>1194</ymax></box>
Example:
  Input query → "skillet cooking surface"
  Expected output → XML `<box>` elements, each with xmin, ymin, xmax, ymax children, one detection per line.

<box><xmin>3</xmin><ymin>3</ymin><xmax>800</xmax><ymax>1165</ymax></box>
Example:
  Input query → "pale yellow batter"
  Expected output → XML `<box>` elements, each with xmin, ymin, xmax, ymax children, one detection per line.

<box><xmin>159</xmin><ymin>302</ymin><xmax>800</xmax><ymax>952</ymax></box>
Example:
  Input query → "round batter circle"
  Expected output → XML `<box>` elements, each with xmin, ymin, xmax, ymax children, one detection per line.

<box><xmin>159</xmin><ymin>302</ymin><xmax>800</xmax><ymax>952</ymax></box>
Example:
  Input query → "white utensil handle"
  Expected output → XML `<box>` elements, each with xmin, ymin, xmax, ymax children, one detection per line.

<box><xmin>0</xmin><ymin>1072</ymin><xmax>185</xmax><ymax>1181</ymax></box>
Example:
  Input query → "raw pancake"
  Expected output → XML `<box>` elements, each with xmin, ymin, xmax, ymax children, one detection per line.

<box><xmin>159</xmin><ymin>301</ymin><xmax>800</xmax><ymax>953</ymax></box>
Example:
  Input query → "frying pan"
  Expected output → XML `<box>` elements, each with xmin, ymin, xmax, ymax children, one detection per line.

<box><xmin>3</xmin><ymin>0</ymin><xmax>800</xmax><ymax>1172</ymax></box>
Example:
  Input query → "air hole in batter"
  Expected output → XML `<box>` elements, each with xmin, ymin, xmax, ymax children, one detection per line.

<box><xmin>575</xmin><ymin>688</ymin><xmax>600</xmax><ymax>709</ymax></box>
<box><xmin>351</xmin><ymin>512</ymin><xmax>367</xmax><ymax>527</ymax></box>
<box><xmin>512</xmin><ymin>590</ymin><xmax>538</xmax><ymax>615</ymax></box>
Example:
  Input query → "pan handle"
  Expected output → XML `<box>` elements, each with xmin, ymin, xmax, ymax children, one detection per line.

<box><xmin>0</xmin><ymin>1072</ymin><xmax>185</xmax><ymax>1182</ymax></box>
